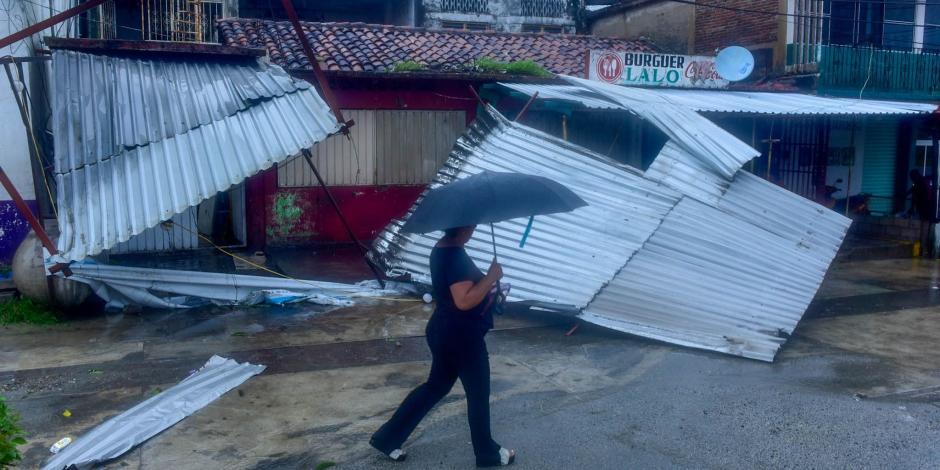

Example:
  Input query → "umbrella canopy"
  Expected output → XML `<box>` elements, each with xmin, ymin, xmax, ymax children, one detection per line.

<box><xmin>402</xmin><ymin>171</ymin><xmax>588</xmax><ymax>233</ymax></box>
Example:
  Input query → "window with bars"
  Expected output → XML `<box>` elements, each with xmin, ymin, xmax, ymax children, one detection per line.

<box><xmin>521</xmin><ymin>24</ymin><xmax>564</xmax><ymax>33</ymax></box>
<box><xmin>80</xmin><ymin>0</ymin><xmax>118</xmax><ymax>39</ymax></box>
<box><xmin>141</xmin><ymin>0</ymin><xmax>226</xmax><ymax>43</ymax></box>
<box><xmin>821</xmin><ymin>0</ymin><xmax>940</xmax><ymax>52</ymax></box>
<box><xmin>440</xmin><ymin>0</ymin><xmax>489</xmax><ymax>14</ymax></box>
<box><xmin>441</xmin><ymin>21</ymin><xmax>491</xmax><ymax>31</ymax></box>
<box><xmin>521</xmin><ymin>0</ymin><xmax>567</xmax><ymax>18</ymax></box>
<box><xmin>77</xmin><ymin>0</ymin><xmax>225</xmax><ymax>42</ymax></box>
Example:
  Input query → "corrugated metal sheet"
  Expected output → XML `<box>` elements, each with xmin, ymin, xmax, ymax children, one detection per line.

<box><xmin>375</xmin><ymin>110</ymin><xmax>466</xmax><ymax>185</ymax></box>
<box><xmin>499</xmin><ymin>82</ymin><xmax>939</xmax><ymax>115</ymax></box>
<box><xmin>52</xmin><ymin>50</ymin><xmax>341</xmax><ymax>262</ymax></box>
<box><xmin>110</xmin><ymin>207</ymin><xmax>198</xmax><ymax>254</ymax></box>
<box><xmin>278</xmin><ymin>109</ymin><xmax>377</xmax><ymax>186</ymax></box>
<box><xmin>59</xmin><ymin>261</ymin><xmax>407</xmax><ymax>309</ymax></box>
<box><xmin>53</xmin><ymin>49</ymin><xmax>308</xmax><ymax>173</ymax></box>
<box><xmin>278</xmin><ymin>109</ymin><xmax>466</xmax><ymax>187</ymax></box>
<box><xmin>584</xmin><ymin>172</ymin><xmax>851</xmax><ymax>362</ymax></box>
<box><xmin>861</xmin><ymin>118</ymin><xmax>899</xmax><ymax>215</ymax></box>
<box><xmin>372</xmin><ymin>105</ymin><xmax>851</xmax><ymax>362</ymax></box>
<box><xmin>560</xmin><ymin>75</ymin><xmax>760</xmax><ymax>179</ymax></box>
<box><xmin>500</xmin><ymin>83</ymin><xmax>622</xmax><ymax>110</ymax></box>
<box><xmin>644</xmin><ymin>140</ymin><xmax>729</xmax><ymax>206</ymax></box>
<box><xmin>42</xmin><ymin>355</ymin><xmax>264</xmax><ymax>470</ymax></box>
<box><xmin>371</xmin><ymin>106</ymin><xmax>681</xmax><ymax>307</ymax></box>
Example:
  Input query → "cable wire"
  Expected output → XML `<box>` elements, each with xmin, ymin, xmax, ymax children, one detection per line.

<box><xmin>167</xmin><ymin>218</ymin><xmax>417</xmax><ymax>302</ymax></box>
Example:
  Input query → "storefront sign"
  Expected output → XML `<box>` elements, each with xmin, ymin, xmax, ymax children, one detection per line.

<box><xmin>588</xmin><ymin>50</ymin><xmax>729</xmax><ymax>89</ymax></box>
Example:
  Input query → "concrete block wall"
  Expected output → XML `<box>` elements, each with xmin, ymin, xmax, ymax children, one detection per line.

<box><xmin>693</xmin><ymin>0</ymin><xmax>778</xmax><ymax>54</ymax></box>
<box><xmin>850</xmin><ymin>215</ymin><xmax>925</xmax><ymax>242</ymax></box>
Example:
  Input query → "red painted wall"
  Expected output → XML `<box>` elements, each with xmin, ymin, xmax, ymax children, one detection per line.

<box><xmin>246</xmin><ymin>76</ymin><xmax>483</xmax><ymax>249</ymax></box>
<box><xmin>265</xmin><ymin>185</ymin><xmax>425</xmax><ymax>245</ymax></box>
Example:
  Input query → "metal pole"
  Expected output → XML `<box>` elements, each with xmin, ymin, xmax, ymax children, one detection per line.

<box><xmin>301</xmin><ymin>149</ymin><xmax>384</xmax><ymax>287</ymax></box>
<box><xmin>514</xmin><ymin>91</ymin><xmax>539</xmax><ymax>122</ymax></box>
<box><xmin>467</xmin><ymin>84</ymin><xmax>485</xmax><ymax>106</ymax></box>
<box><xmin>0</xmin><ymin>166</ymin><xmax>52</xmax><ymax>251</ymax></box>
<box><xmin>0</xmin><ymin>0</ymin><xmax>111</xmax><ymax>50</ymax></box>
<box><xmin>280</xmin><ymin>0</ymin><xmax>350</xmax><ymax>132</ymax></box>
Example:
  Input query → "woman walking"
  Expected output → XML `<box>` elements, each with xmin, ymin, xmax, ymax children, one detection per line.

<box><xmin>370</xmin><ymin>225</ymin><xmax>516</xmax><ymax>467</ymax></box>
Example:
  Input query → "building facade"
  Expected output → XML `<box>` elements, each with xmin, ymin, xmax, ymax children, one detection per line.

<box><xmin>0</xmin><ymin>1</ymin><xmax>69</xmax><ymax>266</ymax></box>
<box><xmin>423</xmin><ymin>0</ymin><xmax>576</xmax><ymax>33</ymax></box>
<box><xmin>589</xmin><ymin>0</ymin><xmax>940</xmax><ymax>220</ymax></box>
<box><xmin>220</xmin><ymin>19</ymin><xmax>651</xmax><ymax>248</ymax></box>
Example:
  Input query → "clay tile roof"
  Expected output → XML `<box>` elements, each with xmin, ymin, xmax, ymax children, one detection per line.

<box><xmin>217</xmin><ymin>19</ymin><xmax>654</xmax><ymax>76</ymax></box>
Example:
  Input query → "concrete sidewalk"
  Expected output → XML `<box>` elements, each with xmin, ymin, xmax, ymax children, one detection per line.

<box><xmin>3</xmin><ymin>258</ymin><xmax>940</xmax><ymax>469</ymax></box>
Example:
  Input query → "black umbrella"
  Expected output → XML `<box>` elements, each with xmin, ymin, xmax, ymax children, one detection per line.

<box><xmin>403</xmin><ymin>170</ymin><xmax>587</xmax><ymax>272</ymax></box>
<box><xmin>402</xmin><ymin>171</ymin><xmax>587</xmax><ymax>311</ymax></box>
<box><xmin>402</xmin><ymin>171</ymin><xmax>587</xmax><ymax>235</ymax></box>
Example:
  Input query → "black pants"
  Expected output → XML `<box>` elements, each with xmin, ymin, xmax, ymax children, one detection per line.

<box><xmin>371</xmin><ymin>314</ymin><xmax>501</xmax><ymax>466</ymax></box>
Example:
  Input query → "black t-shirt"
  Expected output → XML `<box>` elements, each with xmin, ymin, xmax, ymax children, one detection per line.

<box><xmin>430</xmin><ymin>246</ymin><xmax>494</xmax><ymax>331</ymax></box>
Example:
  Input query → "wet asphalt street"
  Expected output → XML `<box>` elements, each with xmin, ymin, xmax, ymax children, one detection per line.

<box><xmin>2</xmin><ymin>257</ymin><xmax>940</xmax><ymax>469</ymax></box>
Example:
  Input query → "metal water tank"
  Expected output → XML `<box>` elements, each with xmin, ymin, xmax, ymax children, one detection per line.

<box><xmin>12</xmin><ymin>232</ymin><xmax>92</xmax><ymax>308</ymax></box>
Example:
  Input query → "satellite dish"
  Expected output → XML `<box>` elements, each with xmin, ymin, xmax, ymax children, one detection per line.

<box><xmin>715</xmin><ymin>46</ymin><xmax>755</xmax><ymax>81</ymax></box>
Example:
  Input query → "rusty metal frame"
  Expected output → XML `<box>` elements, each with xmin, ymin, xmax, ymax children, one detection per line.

<box><xmin>300</xmin><ymin>149</ymin><xmax>385</xmax><ymax>287</ymax></box>
<box><xmin>0</xmin><ymin>0</ymin><xmax>112</xmax><ymax>50</ymax></box>
<box><xmin>280</xmin><ymin>0</ymin><xmax>351</xmax><ymax>133</ymax></box>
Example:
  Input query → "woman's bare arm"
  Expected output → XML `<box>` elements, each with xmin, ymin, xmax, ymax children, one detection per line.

<box><xmin>449</xmin><ymin>260</ymin><xmax>503</xmax><ymax>311</ymax></box>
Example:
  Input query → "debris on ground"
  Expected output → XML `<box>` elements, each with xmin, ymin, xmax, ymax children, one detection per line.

<box><xmin>48</xmin><ymin>261</ymin><xmax>410</xmax><ymax>310</ymax></box>
<box><xmin>49</xmin><ymin>437</ymin><xmax>71</xmax><ymax>454</ymax></box>
<box><xmin>42</xmin><ymin>356</ymin><xmax>265</xmax><ymax>470</ymax></box>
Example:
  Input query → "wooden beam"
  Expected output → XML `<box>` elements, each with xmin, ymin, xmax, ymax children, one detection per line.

<box><xmin>44</xmin><ymin>37</ymin><xmax>266</xmax><ymax>58</ymax></box>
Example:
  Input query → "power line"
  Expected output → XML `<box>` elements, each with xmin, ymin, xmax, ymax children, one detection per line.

<box><xmin>16</xmin><ymin>0</ymin><xmax>147</xmax><ymax>36</ymax></box>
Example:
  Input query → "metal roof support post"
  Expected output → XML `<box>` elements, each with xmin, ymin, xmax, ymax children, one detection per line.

<box><xmin>514</xmin><ymin>91</ymin><xmax>539</xmax><ymax>122</ymax></box>
<box><xmin>300</xmin><ymin>149</ymin><xmax>385</xmax><ymax>287</ymax></box>
<box><xmin>0</xmin><ymin>166</ymin><xmax>69</xmax><ymax>275</ymax></box>
<box><xmin>279</xmin><ymin>0</ymin><xmax>351</xmax><ymax>133</ymax></box>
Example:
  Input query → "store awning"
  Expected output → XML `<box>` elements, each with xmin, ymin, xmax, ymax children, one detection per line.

<box><xmin>499</xmin><ymin>82</ymin><xmax>939</xmax><ymax>115</ymax></box>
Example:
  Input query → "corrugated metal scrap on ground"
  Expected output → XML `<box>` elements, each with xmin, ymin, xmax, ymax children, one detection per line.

<box><xmin>51</xmin><ymin>49</ymin><xmax>341</xmax><ymax>262</ymax></box>
<box><xmin>371</xmin><ymin>103</ymin><xmax>851</xmax><ymax>362</ymax></box>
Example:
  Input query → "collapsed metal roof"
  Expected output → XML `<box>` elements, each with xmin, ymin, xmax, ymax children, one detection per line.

<box><xmin>51</xmin><ymin>49</ymin><xmax>341</xmax><ymax>261</ymax></box>
<box><xmin>370</xmin><ymin>103</ymin><xmax>850</xmax><ymax>362</ymax></box>
<box><xmin>372</xmin><ymin>108</ymin><xmax>681</xmax><ymax>309</ymax></box>
<box><xmin>499</xmin><ymin>82</ymin><xmax>939</xmax><ymax>115</ymax></box>
<box><xmin>560</xmin><ymin>75</ymin><xmax>761</xmax><ymax>179</ymax></box>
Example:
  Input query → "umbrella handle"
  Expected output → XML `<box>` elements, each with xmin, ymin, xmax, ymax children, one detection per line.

<box><xmin>490</xmin><ymin>222</ymin><xmax>501</xmax><ymax>297</ymax></box>
<box><xmin>490</xmin><ymin>222</ymin><xmax>498</xmax><ymax>263</ymax></box>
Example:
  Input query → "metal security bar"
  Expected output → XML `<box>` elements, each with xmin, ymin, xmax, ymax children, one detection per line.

<box><xmin>440</xmin><ymin>0</ymin><xmax>489</xmax><ymax>14</ymax></box>
<box><xmin>756</xmin><ymin>117</ymin><xmax>830</xmax><ymax>200</ymax></box>
<box><xmin>521</xmin><ymin>0</ymin><xmax>566</xmax><ymax>18</ymax></box>
<box><xmin>81</xmin><ymin>0</ymin><xmax>117</xmax><ymax>39</ymax></box>
<box><xmin>141</xmin><ymin>0</ymin><xmax>225</xmax><ymax>43</ymax></box>
<box><xmin>788</xmin><ymin>0</ymin><xmax>824</xmax><ymax>73</ymax></box>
